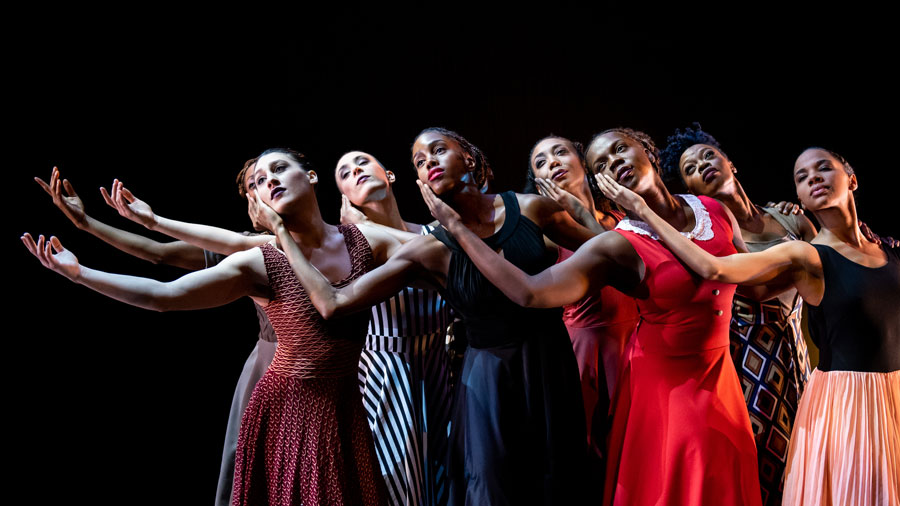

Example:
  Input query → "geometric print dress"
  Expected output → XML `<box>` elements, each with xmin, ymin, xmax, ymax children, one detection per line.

<box><xmin>729</xmin><ymin>208</ymin><xmax>812</xmax><ymax>506</ymax></box>
<box><xmin>358</xmin><ymin>225</ymin><xmax>452</xmax><ymax>506</ymax></box>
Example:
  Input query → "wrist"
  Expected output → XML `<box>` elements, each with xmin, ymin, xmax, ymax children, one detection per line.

<box><xmin>633</xmin><ymin>201</ymin><xmax>650</xmax><ymax>220</ymax></box>
<box><xmin>71</xmin><ymin>265</ymin><xmax>85</xmax><ymax>284</ymax></box>
<box><xmin>76</xmin><ymin>215</ymin><xmax>92</xmax><ymax>230</ymax></box>
<box><xmin>145</xmin><ymin>215</ymin><xmax>160</xmax><ymax>230</ymax></box>
<box><xmin>447</xmin><ymin>219</ymin><xmax>466</xmax><ymax>236</ymax></box>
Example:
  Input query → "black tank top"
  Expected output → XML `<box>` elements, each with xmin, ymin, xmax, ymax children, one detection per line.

<box><xmin>808</xmin><ymin>244</ymin><xmax>900</xmax><ymax>372</ymax></box>
<box><xmin>431</xmin><ymin>191</ymin><xmax>561</xmax><ymax>348</ymax></box>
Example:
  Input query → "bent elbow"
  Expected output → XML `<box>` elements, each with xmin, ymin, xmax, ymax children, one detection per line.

<box><xmin>702</xmin><ymin>264</ymin><xmax>726</xmax><ymax>282</ymax></box>
<box><xmin>516</xmin><ymin>290</ymin><xmax>537</xmax><ymax>308</ymax></box>
<box><xmin>312</xmin><ymin>298</ymin><xmax>339</xmax><ymax>320</ymax></box>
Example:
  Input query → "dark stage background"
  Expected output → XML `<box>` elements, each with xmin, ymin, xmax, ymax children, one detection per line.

<box><xmin>8</xmin><ymin>9</ymin><xmax>895</xmax><ymax>505</ymax></box>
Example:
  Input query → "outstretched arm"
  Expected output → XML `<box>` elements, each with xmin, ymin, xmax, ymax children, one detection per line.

<box><xmin>419</xmin><ymin>181</ymin><xmax>635</xmax><ymax>307</ymax></box>
<box><xmin>596</xmin><ymin>173</ymin><xmax>815</xmax><ymax>285</ymax></box>
<box><xmin>36</xmin><ymin>167</ymin><xmax>206</xmax><ymax>270</ymax></box>
<box><xmin>22</xmin><ymin>233</ymin><xmax>266</xmax><ymax>312</ymax></box>
<box><xmin>101</xmin><ymin>179</ymin><xmax>272</xmax><ymax>255</ymax></box>
<box><xmin>255</xmin><ymin>194</ymin><xmax>432</xmax><ymax>319</ymax></box>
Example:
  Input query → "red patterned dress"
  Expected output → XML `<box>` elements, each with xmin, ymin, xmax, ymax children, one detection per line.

<box><xmin>232</xmin><ymin>225</ymin><xmax>387</xmax><ymax>506</ymax></box>
<box><xmin>603</xmin><ymin>195</ymin><xmax>762</xmax><ymax>506</ymax></box>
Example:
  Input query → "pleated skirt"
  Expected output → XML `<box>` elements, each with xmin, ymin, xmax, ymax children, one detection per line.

<box><xmin>783</xmin><ymin>368</ymin><xmax>900</xmax><ymax>506</ymax></box>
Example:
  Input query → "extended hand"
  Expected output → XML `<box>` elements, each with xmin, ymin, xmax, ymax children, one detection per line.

<box><xmin>35</xmin><ymin>166</ymin><xmax>87</xmax><ymax>227</ymax></box>
<box><xmin>595</xmin><ymin>173</ymin><xmax>646</xmax><ymax>213</ymax></box>
<box><xmin>765</xmin><ymin>200</ymin><xmax>803</xmax><ymax>215</ymax></box>
<box><xmin>100</xmin><ymin>179</ymin><xmax>158</xmax><ymax>229</ymax></box>
<box><xmin>535</xmin><ymin>177</ymin><xmax>588</xmax><ymax>217</ymax></box>
<box><xmin>340</xmin><ymin>195</ymin><xmax>369</xmax><ymax>225</ymax></box>
<box><xmin>21</xmin><ymin>233</ymin><xmax>81</xmax><ymax>281</ymax></box>
<box><xmin>253</xmin><ymin>193</ymin><xmax>283</xmax><ymax>233</ymax></box>
<box><xmin>418</xmin><ymin>180</ymin><xmax>461</xmax><ymax>229</ymax></box>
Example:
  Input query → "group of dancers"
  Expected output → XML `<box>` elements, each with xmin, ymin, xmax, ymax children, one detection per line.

<box><xmin>24</xmin><ymin>124</ymin><xmax>899</xmax><ymax>506</ymax></box>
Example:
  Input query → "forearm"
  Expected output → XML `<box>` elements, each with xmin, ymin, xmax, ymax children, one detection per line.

<box><xmin>74</xmin><ymin>266</ymin><xmax>188</xmax><ymax>312</ymax></box>
<box><xmin>447</xmin><ymin>221</ymin><xmax>573</xmax><ymax>307</ymax></box>
<box><xmin>152</xmin><ymin>216</ymin><xmax>269</xmax><ymax>255</ymax></box>
<box><xmin>633</xmin><ymin>204</ymin><xmax>726</xmax><ymax>279</ymax></box>
<box><xmin>81</xmin><ymin>216</ymin><xmax>206</xmax><ymax>269</ymax></box>
<box><xmin>570</xmin><ymin>205</ymin><xmax>606</xmax><ymax>234</ymax></box>
<box><xmin>271</xmin><ymin>224</ymin><xmax>344</xmax><ymax>317</ymax></box>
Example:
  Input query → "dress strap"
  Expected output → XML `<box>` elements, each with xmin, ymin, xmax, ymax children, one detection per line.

<box><xmin>491</xmin><ymin>191</ymin><xmax>520</xmax><ymax>246</ymax></box>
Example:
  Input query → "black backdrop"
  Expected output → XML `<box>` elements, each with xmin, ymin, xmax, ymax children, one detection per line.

<box><xmin>8</xmin><ymin>8</ymin><xmax>896</xmax><ymax>504</ymax></box>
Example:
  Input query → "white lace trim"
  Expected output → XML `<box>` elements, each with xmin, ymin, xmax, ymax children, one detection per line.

<box><xmin>614</xmin><ymin>194</ymin><xmax>714</xmax><ymax>241</ymax></box>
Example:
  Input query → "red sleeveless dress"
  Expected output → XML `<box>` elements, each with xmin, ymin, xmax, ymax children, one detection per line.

<box><xmin>604</xmin><ymin>195</ymin><xmax>762</xmax><ymax>506</ymax></box>
<box><xmin>232</xmin><ymin>225</ymin><xmax>386</xmax><ymax>506</ymax></box>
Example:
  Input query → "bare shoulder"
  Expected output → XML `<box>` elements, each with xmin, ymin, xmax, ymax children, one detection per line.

<box><xmin>356</xmin><ymin>222</ymin><xmax>397</xmax><ymax>245</ymax></box>
<box><xmin>220</xmin><ymin>245</ymin><xmax>267</xmax><ymax>274</ymax></box>
<box><xmin>515</xmin><ymin>192</ymin><xmax>563</xmax><ymax>225</ymax></box>
<box><xmin>775</xmin><ymin>239</ymin><xmax>821</xmax><ymax>269</ymax></box>
<box><xmin>586</xmin><ymin>229</ymin><xmax>637</xmax><ymax>259</ymax></box>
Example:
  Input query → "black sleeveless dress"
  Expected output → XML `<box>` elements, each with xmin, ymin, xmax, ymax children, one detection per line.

<box><xmin>782</xmin><ymin>244</ymin><xmax>900</xmax><ymax>506</ymax></box>
<box><xmin>431</xmin><ymin>192</ymin><xmax>587</xmax><ymax>506</ymax></box>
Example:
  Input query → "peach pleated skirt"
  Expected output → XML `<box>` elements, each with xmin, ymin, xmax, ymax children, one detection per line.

<box><xmin>783</xmin><ymin>368</ymin><xmax>900</xmax><ymax>506</ymax></box>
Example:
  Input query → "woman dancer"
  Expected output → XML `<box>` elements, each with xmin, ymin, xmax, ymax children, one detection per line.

<box><xmin>660</xmin><ymin>126</ymin><xmax>816</xmax><ymax>505</ymax></box>
<box><xmin>24</xmin><ymin>148</ymin><xmax>392</xmax><ymax>506</ymax></box>
<box><xmin>418</xmin><ymin>127</ymin><xmax>763</xmax><ymax>506</ymax></box>
<box><xmin>36</xmin><ymin>163</ymin><xmax>278</xmax><ymax>506</ymax></box>
<box><xmin>335</xmin><ymin>151</ymin><xmax>451</xmax><ymax>506</ymax></box>
<box><xmin>597</xmin><ymin>147</ymin><xmax>899</xmax><ymax>506</ymax></box>
<box><xmin>525</xmin><ymin>136</ymin><xmax>639</xmax><ymax>468</ymax></box>
<box><xmin>253</xmin><ymin>128</ymin><xmax>593</xmax><ymax>505</ymax></box>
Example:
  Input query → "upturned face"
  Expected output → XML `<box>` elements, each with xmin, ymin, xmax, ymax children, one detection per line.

<box><xmin>334</xmin><ymin>151</ymin><xmax>392</xmax><ymax>205</ymax></box>
<box><xmin>530</xmin><ymin>137</ymin><xmax>587</xmax><ymax>192</ymax></box>
<box><xmin>679</xmin><ymin>143</ymin><xmax>736</xmax><ymax>196</ymax></box>
<box><xmin>793</xmin><ymin>148</ymin><xmax>857</xmax><ymax>212</ymax></box>
<box><xmin>253</xmin><ymin>152</ymin><xmax>318</xmax><ymax>213</ymax></box>
<box><xmin>411</xmin><ymin>132</ymin><xmax>475</xmax><ymax>195</ymax></box>
<box><xmin>586</xmin><ymin>131</ymin><xmax>657</xmax><ymax>194</ymax></box>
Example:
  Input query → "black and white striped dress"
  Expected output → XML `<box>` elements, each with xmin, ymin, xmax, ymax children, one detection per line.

<box><xmin>358</xmin><ymin>226</ymin><xmax>452</xmax><ymax>506</ymax></box>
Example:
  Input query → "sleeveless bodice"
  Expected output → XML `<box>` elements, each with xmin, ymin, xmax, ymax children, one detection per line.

<box><xmin>808</xmin><ymin>244</ymin><xmax>900</xmax><ymax>372</ymax></box>
<box><xmin>431</xmin><ymin>191</ymin><xmax>560</xmax><ymax>348</ymax></box>
<box><xmin>260</xmin><ymin>225</ymin><xmax>374</xmax><ymax>379</ymax></box>
<box><xmin>614</xmin><ymin>194</ymin><xmax>738</xmax><ymax>354</ymax></box>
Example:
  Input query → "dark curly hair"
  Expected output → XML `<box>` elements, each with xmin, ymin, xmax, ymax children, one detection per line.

<box><xmin>524</xmin><ymin>135</ymin><xmax>611</xmax><ymax>213</ymax></box>
<box><xmin>414</xmin><ymin>127</ymin><xmax>493</xmax><ymax>190</ymax></box>
<box><xmin>585</xmin><ymin>127</ymin><xmax>662</xmax><ymax>200</ymax></box>
<box><xmin>235</xmin><ymin>157</ymin><xmax>258</xmax><ymax>198</ymax></box>
<box><xmin>659</xmin><ymin>123</ymin><xmax>725</xmax><ymax>194</ymax></box>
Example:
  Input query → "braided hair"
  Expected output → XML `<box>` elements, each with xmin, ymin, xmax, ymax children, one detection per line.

<box><xmin>525</xmin><ymin>135</ymin><xmax>611</xmax><ymax>213</ymax></box>
<box><xmin>415</xmin><ymin>127</ymin><xmax>493</xmax><ymax>190</ymax></box>
<box><xmin>585</xmin><ymin>127</ymin><xmax>662</xmax><ymax>201</ymax></box>
<box><xmin>659</xmin><ymin>123</ymin><xmax>725</xmax><ymax>194</ymax></box>
<box><xmin>235</xmin><ymin>157</ymin><xmax>259</xmax><ymax>198</ymax></box>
